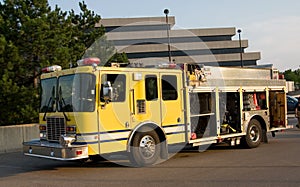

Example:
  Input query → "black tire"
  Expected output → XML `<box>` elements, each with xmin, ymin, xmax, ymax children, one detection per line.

<box><xmin>129</xmin><ymin>127</ymin><xmax>161</xmax><ymax>167</ymax></box>
<box><xmin>242</xmin><ymin>119</ymin><xmax>262</xmax><ymax>148</ymax></box>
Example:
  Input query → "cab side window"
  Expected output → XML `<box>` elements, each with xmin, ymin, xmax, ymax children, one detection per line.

<box><xmin>100</xmin><ymin>74</ymin><xmax>126</xmax><ymax>102</ymax></box>
<box><xmin>161</xmin><ymin>75</ymin><xmax>178</xmax><ymax>101</ymax></box>
<box><xmin>145</xmin><ymin>75</ymin><xmax>158</xmax><ymax>101</ymax></box>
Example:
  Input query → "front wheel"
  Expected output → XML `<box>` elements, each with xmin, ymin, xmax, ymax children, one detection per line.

<box><xmin>130</xmin><ymin>127</ymin><xmax>161</xmax><ymax>167</ymax></box>
<box><xmin>242</xmin><ymin>119</ymin><xmax>262</xmax><ymax>148</ymax></box>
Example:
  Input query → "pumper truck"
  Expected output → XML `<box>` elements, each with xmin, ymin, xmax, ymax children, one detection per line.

<box><xmin>23</xmin><ymin>58</ymin><xmax>289</xmax><ymax>166</ymax></box>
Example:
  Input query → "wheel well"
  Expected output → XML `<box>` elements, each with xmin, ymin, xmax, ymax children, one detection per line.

<box><xmin>251</xmin><ymin>115</ymin><xmax>267</xmax><ymax>131</ymax></box>
<box><xmin>129</xmin><ymin>123</ymin><xmax>166</xmax><ymax>147</ymax></box>
<box><xmin>250</xmin><ymin>115</ymin><xmax>268</xmax><ymax>143</ymax></box>
<box><xmin>128</xmin><ymin>123</ymin><xmax>168</xmax><ymax>159</ymax></box>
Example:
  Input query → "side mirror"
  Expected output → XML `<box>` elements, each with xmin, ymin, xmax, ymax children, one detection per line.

<box><xmin>103</xmin><ymin>81</ymin><xmax>113</xmax><ymax>104</ymax></box>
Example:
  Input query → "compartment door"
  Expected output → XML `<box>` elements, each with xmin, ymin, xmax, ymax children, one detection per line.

<box><xmin>269</xmin><ymin>91</ymin><xmax>286</xmax><ymax>127</ymax></box>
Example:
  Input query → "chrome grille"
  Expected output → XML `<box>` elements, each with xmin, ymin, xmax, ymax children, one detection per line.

<box><xmin>46</xmin><ymin>117</ymin><xmax>66</xmax><ymax>141</ymax></box>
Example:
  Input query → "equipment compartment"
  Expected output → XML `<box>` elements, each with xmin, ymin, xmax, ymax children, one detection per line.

<box><xmin>219</xmin><ymin>92</ymin><xmax>241</xmax><ymax>134</ymax></box>
<box><xmin>190</xmin><ymin>92</ymin><xmax>216</xmax><ymax>139</ymax></box>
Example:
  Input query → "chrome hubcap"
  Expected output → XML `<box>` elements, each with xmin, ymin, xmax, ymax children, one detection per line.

<box><xmin>139</xmin><ymin>135</ymin><xmax>156</xmax><ymax>159</ymax></box>
<box><xmin>250</xmin><ymin>126</ymin><xmax>259</xmax><ymax>142</ymax></box>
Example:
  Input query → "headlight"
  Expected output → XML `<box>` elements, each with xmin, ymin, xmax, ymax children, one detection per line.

<box><xmin>39</xmin><ymin>125</ymin><xmax>47</xmax><ymax>140</ymax></box>
<box><xmin>40</xmin><ymin>132</ymin><xmax>47</xmax><ymax>139</ymax></box>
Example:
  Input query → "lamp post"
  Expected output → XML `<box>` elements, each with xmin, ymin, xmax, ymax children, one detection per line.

<box><xmin>164</xmin><ymin>9</ymin><xmax>172</xmax><ymax>63</ymax></box>
<box><xmin>237</xmin><ymin>29</ymin><xmax>243</xmax><ymax>68</ymax></box>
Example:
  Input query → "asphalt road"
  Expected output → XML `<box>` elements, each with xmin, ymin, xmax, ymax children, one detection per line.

<box><xmin>0</xmin><ymin>117</ymin><xmax>299</xmax><ymax>187</ymax></box>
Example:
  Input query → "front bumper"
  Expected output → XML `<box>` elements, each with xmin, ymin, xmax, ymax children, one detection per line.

<box><xmin>23</xmin><ymin>140</ymin><xmax>89</xmax><ymax>161</ymax></box>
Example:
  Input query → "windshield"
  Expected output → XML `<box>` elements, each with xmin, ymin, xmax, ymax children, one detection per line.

<box><xmin>40</xmin><ymin>78</ymin><xmax>57</xmax><ymax>112</ymax></box>
<box><xmin>40</xmin><ymin>73</ymin><xmax>96</xmax><ymax>113</ymax></box>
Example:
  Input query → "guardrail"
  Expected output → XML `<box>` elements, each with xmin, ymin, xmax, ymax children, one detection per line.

<box><xmin>0</xmin><ymin>124</ymin><xmax>39</xmax><ymax>153</ymax></box>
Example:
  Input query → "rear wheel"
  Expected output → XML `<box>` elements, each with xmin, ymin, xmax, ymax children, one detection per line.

<box><xmin>130</xmin><ymin>127</ymin><xmax>161</xmax><ymax>167</ymax></box>
<box><xmin>242</xmin><ymin>119</ymin><xmax>262</xmax><ymax>148</ymax></box>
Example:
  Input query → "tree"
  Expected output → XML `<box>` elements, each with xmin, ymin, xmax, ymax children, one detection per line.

<box><xmin>284</xmin><ymin>68</ymin><xmax>300</xmax><ymax>90</ymax></box>
<box><xmin>0</xmin><ymin>34</ymin><xmax>38</xmax><ymax>125</ymax></box>
<box><xmin>284</xmin><ymin>69</ymin><xmax>300</xmax><ymax>82</ymax></box>
<box><xmin>0</xmin><ymin>0</ymin><xmax>109</xmax><ymax>125</ymax></box>
<box><xmin>107</xmin><ymin>52</ymin><xmax>129</xmax><ymax>67</ymax></box>
<box><xmin>82</xmin><ymin>34</ymin><xmax>129</xmax><ymax>66</ymax></box>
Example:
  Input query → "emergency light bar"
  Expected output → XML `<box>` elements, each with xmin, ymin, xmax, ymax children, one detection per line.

<box><xmin>77</xmin><ymin>57</ymin><xmax>101</xmax><ymax>66</ymax></box>
<box><xmin>157</xmin><ymin>63</ymin><xmax>177</xmax><ymax>69</ymax></box>
<box><xmin>42</xmin><ymin>65</ymin><xmax>62</xmax><ymax>73</ymax></box>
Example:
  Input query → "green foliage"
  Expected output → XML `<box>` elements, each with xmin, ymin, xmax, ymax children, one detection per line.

<box><xmin>82</xmin><ymin>35</ymin><xmax>116</xmax><ymax>66</ymax></box>
<box><xmin>0</xmin><ymin>0</ymin><xmax>113</xmax><ymax>125</ymax></box>
<box><xmin>0</xmin><ymin>38</ymin><xmax>38</xmax><ymax>125</ymax></box>
<box><xmin>107</xmin><ymin>52</ymin><xmax>129</xmax><ymax>67</ymax></box>
<box><xmin>82</xmin><ymin>35</ymin><xmax>129</xmax><ymax>66</ymax></box>
<box><xmin>284</xmin><ymin>68</ymin><xmax>300</xmax><ymax>89</ymax></box>
<box><xmin>0</xmin><ymin>73</ymin><xmax>38</xmax><ymax>125</ymax></box>
<box><xmin>284</xmin><ymin>69</ymin><xmax>300</xmax><ymax>83</ymax></box>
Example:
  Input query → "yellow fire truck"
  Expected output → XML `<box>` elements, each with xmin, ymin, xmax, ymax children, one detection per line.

<box><xmin>23</xmin><ymin>58</ymin><xmax>289</xmax><ymax>166</ymax></box>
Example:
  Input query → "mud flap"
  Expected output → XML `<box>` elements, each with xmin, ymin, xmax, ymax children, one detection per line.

<box><xmin>261</xmin><ymin>129</ymin><xmax>268</xmax><ymax>143</ymax></box>
<box><xmin>160</xmin><ymin>141</ymin><xmax>168</xmax><ymax>159</ymax></box>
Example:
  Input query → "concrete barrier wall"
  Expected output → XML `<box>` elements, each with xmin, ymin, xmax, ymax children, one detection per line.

<box><xmin>0</xmin><ymin>124</ymin><xmax>39</xmax><ymax>153</ymax></box>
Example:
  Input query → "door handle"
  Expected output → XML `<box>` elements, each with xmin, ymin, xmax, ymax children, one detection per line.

<box><xmin>130</xmin><ymin>89</ymin><xmax>135</xmax><ymax>115</ymax></box>
<box><xmin>125</xmin><ymin>122</ymin><xmax>129</xmax><ymax>128</ymax></box>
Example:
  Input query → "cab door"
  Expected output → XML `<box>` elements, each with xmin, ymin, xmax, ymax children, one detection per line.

<box><xmin>129</xmin><ymin>72</ymin><xmax>161</xmax><ymax>127</ymax></box>
<box><xmin>159</xmin><ymin>72</ymin><xmax>185</xmax><ymax>144</ymax></box>
<box><xmin>98</xmin><ymin>72</ymin><xmax>131</xmax><ymax>154</ymax></box>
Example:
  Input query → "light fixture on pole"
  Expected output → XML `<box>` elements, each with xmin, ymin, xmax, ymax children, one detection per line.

<box><xmin>237</xmin><ymin>29</ymin><xmax>243</xmax><ymax>68</ymax></box>
<box><xmin>164</xmin><ymin>9</ymin><xmax>172</xmax><ymax>63</ymax></box>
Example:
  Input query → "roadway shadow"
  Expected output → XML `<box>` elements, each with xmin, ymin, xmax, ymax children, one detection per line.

<box><xmin>1</xmin><ymin>144</ymin><xmax>244</xmax><ymax>179</ymax></box>
<box><xmin>0</xmin><ymin>151</ymin><xmax>131</xmax><ymax>179</ymax></box>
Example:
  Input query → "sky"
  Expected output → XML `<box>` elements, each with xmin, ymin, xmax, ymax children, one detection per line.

<box><xmin>48</xmin><ymin>0</ymin><xmax>300</xmax><ymax>71</ymax></box>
